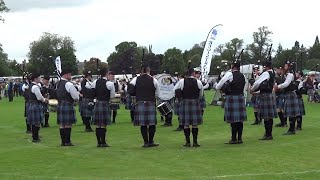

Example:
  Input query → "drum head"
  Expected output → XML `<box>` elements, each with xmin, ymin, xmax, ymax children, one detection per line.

<box><xmin>155</xmin><ymin>74</ymin><xmax>177</xmax><ymax>101</ymax></box>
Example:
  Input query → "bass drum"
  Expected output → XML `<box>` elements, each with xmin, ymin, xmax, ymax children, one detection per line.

<box><xmin>154</xmin><ymin>74</ymin><xmax>177</xmax><ymax>101</ymax></box>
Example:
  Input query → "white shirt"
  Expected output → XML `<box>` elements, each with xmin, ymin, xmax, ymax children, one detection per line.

<box><xmin>173</xmin><ymin>77</ymin><xmax>204</xmax><ymax>98</ymax></box>
<box><xmin>22</xmin><ymin>83</ymin><xmax>29</xmax><ymax>92</ymax></box>
<box><xmin>277</xmin><ymin>73</ymin><xmax>294</xmax><ymax>89</ymax></box>
<box><xmin>130</xmin><ymin>75</ymin><xmax>160</xmax><ymax>97</ymax></box>
<box><xmin>61</xmin><ymin>78</ymin><xmax>80</xmax><ymax>101</ymax></box>
<box><xmin>92</xmin><ymin>77</ymin><xmax>116</xmax><ymax>98</ymax></box>
<box><xmin>251</xmin><ymin>70</ymin><xmax>271</xmax><ymax>91</ymax></box>
<box><xmin>84</xmin><ymin>79</ymin><xmax>94</xmax><ymax>89</ymax></box>
<box><xmin>215</xmin><ymin>71</ymin><xmax>233</xmax><ymax>90</ymax></box>
<box><xmin>31</xmin><ymin>82</ymin><xmax>45</xmax><ymax>102</ymax></box>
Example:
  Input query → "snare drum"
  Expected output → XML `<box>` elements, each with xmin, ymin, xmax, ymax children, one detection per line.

<box><xmin>157</xmin><ymin>102</ymin><xmax>173</xmax><ymax>116</ymax></box>
<box><xmin>48</xmin><ymin>99</ymin><xmax>58</xmax><ymax>112</ymax></box>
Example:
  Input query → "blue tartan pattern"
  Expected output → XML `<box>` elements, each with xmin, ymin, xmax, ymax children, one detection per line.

<box><xmin>174</xmin><ymin>99</ymin><xmax>181</xmax><ymax>116</ymax></box>
<box><xmin>27</xmin><ymin>102</ymin><xmax>43</xmax><ymax>125</ymax></box>
<box><xmin>57</xmin><ymin>101</ymin><xmax>77</xmax><ymax>126</ymax></box>
<box><xmin>283</xmin><ymin>92</ymin><xmax>300</xmax><ymax>118</ymax></box>
<box><xmin>298</xmin><ymin>98</ymin><xmax>306</xmax><ymax>116</ymax></box>
<box><xmin>80</xmin><ymin>98</ymin><xmax>94</xmax><ymax>117</ymax></box>
<box><xmin>258</xmin><ymin>93</ymin><xmax>278</xmax><ymax>119</ymax></box>
<box><xmin>199</xmin><ymin>95</ymin><xmax>206</xmax><ymax>109</ymax></box>
<box><xmin>92</xmin><ymin>101</ymin><xmax>111</xmax><ymax>126</ymax></box>
<box><xmin>251</xmin><ymin>94</ymin><xmax>259</xmax><ymax>109</ymax></box>
<box><xmin>224</xmin><ymin>95</ymin><xmax>247</xmax><ymax>123</ymax></box>
<box><xmin>125</xmin><ymin>95</ymin><xmax>135</xmax><ymax>111</ymax></box>
<box><xmin>276</xmin><ymin>93</ymin><xmax>285</xmax><ymax>110</ymax></box>
<box><xmin>180</xmin><ymin>99</ymin><xmax>203</xmax><ymax>126</ymax></box>
<box><xmin>134</xmin><ymin>101</ymin><xmax>157</xmax><ymax>126</ymax></box>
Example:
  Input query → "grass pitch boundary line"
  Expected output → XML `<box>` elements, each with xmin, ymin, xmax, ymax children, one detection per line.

<box><xmin>0</xmin><ymin>170</ymin><xmax>320</xmax><ymax>179</ymax></box>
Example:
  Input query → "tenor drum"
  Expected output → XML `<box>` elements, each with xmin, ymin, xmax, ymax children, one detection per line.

<box><xmin>48</xmin><ymin>99</ymin><xmax>58</xmax><ymax>112</ymax></box>
<box><xmin>157</xmin><ymin>102</ymin><xmax>173</xmax><ymax>116</ymax></box>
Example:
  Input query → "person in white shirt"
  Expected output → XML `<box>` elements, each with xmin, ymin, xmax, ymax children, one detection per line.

<box><xmin>56</xmin><ymin>69</ymin><xmax>80</xmax><ymax>146</ymax></box>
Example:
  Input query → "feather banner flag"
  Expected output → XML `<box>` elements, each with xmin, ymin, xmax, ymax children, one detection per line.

<box><xmin>55</xmin><ymin>56</ymin><xmax>62</xmax><ymax>75</ymax></box>
<box><xmin>200</xmin><ymin>24</ymin><xmax>223</xmax><ymax>80</ymax></box>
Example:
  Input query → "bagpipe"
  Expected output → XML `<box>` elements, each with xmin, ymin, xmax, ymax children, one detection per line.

<box><xmin>257</xmin><ymin>44</ymin><xmax>273</xmax><ymax>92</ymax></box>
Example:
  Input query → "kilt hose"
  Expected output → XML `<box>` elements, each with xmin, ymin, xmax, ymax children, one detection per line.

<box><xmin>258</xmin><ymin>93</ymin><xmax>278</xmax><ymax>120</ymax></box>
<box><xmin>57</xmin><ymin>101</ymin><xmax>77</xmax><ymax>126</ymax></box>
<box><xmin>283</xmin><ymin>92</ymin><xmax>300</xmax><ymax>118</ymax></box>
<box><xmin>251</xmin><ymin>94</ymin><xmax>260</xmax><ymax>109</ymax></box>
<box><xmin>276</xmin><ymin>93</ymin><xmax>285</xmax><ymax>110</ymax></box>
<box><xmin>27</xmin><ymin>102</ymin><xmax>43</xmax><ymax>125</ymax></box>
<box><xmin>92</xmin><ymin>101</ymin><xmax>111</xmax><ymax>126</ymax></box>
<box><xmin>199</xmin><ymin>95</ymin><xmax>207</xmax><ymax>109</ymax></box>
<box><xmin>134</xmin><ymin>101</ymin><xmax>157</xmax><ymax>126</ymax></box>
<box><xmin>224</xmin><ymin>95</ymin><xmax>247</xmax><ymax>123</ymax></box>
<box><xmin>24</xmin><ymin>102</ymin><xmax>29</xmax><ymax>118</ymax></box>
<box><xmin>80</xmin><ymin>98</ymin><xmax>94</xmax><ymax>117</ymax></box>
<box><xmin>180</xmin><ymin>99</ymin><xmax>203</xmax><ymax>126</ymax></box>
<box><xmin>298</xmin><ymin>98</ymin><xmax>306</xmax><ymax>116</ymax></box>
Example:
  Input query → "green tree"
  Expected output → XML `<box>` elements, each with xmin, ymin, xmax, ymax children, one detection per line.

<box><xmin>83</xmin><ymin>58</ymin><xmax>108</xmax><ymax>75</ymax></box>
<box><xmin>0</xmin><ymin>0</ymin><xmax>9</xmax><ymax>23</ymax></box>
<box><xmin>27</xmin><ymin>32</ymin><xmax>78</xmax><ymax>75</ymax></box>
<box><xmin>183</xmin><ymin>44</ymin><xmax>204</xmax><ymax>68</ymax></box>
<box><xmin>314</xmin><ymin>35</ymin><xmax>319</xmax><ymax>45</ymax></box>
<box><xmin>221</xmin><ymin>38</ymin><xmax>244</xmax><ymax>61</ymax></box>
<box><xmin>0</xmin><ymin>44</ymin><xmax>10</xmax><ymax>76</ymax></box>
<box><xmin>247</xmin><ymin>26</ymin><xmax>273</xmax><ymax>63</ymax></box>
<box><xmin>162</xmin><ymin>48</ymin><xmax>185</xmax><ymax>75</ymax></box>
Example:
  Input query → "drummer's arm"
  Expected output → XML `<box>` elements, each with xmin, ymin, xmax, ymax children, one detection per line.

<box><xmin>32</xmin><ymin>85</ymin><xmax>46</xmax><ymax>103</ymax></box>
<box><xmin>106</xmin><ymin>81</ymin><xmax>115</xmax><ymax>98</ymax></box>
<box><xmin>197</xmin><ymin>80</ymin><xmax>204</xmax><ymax>98</ymax></box>
<box><xmin>153</xmin><ymin>78</ymin><xmax>160</xmax><ymax>98</ymax></box>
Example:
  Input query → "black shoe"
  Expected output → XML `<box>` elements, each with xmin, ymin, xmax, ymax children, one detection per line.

<box><xmin>225</xmin><ymin>140</ymin><xmax>238</xmax><ymax>144</ymax></box>
<box><xmin>26</xmin><ymin>130</ymin><xmax>31</xmax><ymax>134</ymax></box>
<box><xmin>97</xmin><ymin>144</ymin><xmax>101</xmax><ymax>147</ymax></box>
<box><xmin>174</xmin><ymin>128</ymin><xmax>183</xmax><ymax>131</ymax></box>
<box><xmin>32</xmin><ymin>139</ymin><xmax>41</xmax><ymax>143</ymax></box>
<box><xmin>61</xmin><ymin>143</ymin><xmax>65</xmax><ymax>146</ymax></box>
<box><xmin>162</xmin><ymin>124</ymin><xmax>172</xmax><ymax>127</ymax></box>
<box><xmin>283</xmin><ymin>131</ymin><xmax>296</xmax><ymax>135</ymax></box>
<box><xmin>85</xmin><ymin>128</ymin><xmax>94</xmax><ymax>132</ymax></box>
<box><xmin>251</xmin><ymin>122</ymin><xmax>260</xmax><ymax>125</ymax></box>
<box><xmin>43</xmin><ymin>124</ymin><xmax>50</xmax><ymax>128</ymax></box>
<box><xmin>142</xmin><ymin>144</ymin><xmax>150</xmax><ymax>148</ymax></box>
<box><xmin>112</xmin><ymin>121</ymin><xmax>115</xmax><ymax>124</ymax></box>
<box><xmin>282</xmin><ymin>124</ymin><xmax>288</xmax><ymax>127</ymax></box>
<box><xmin>259</xmin><ymin>136</ymin><xmax>273</xmax><ymax>140</ymax></box>
<box><xmin>64</xmin><ymin>143</ymin><xmax>75</xmax><ymax>146</ymax></box>
<box><xmin>193</xmin><ymin>143</ymin><xmax>200</xmax><ymax>147</ymax></box>
<box><xmin>296</xmin><ymin>127</ymin><xmax>302</xmax><ymax>131</ymax></box>
<box><xmin>275</xmin><ymin>123</ymin><xmax>282</xmax><ymax>127</ymax></box>
<box><xmin>149</xmin><ymin>142</ymin><xmax>159</xmax><ymax>147</ymax></box>
<box><xmin>183</xmin><ymin>143</ymin><xmax>191</xmax><ymax>147</ymax></box>
<box><xmin>100</xmin><ymin>143</ymin><xmax>111</xmax><ymax>147</ymax></box>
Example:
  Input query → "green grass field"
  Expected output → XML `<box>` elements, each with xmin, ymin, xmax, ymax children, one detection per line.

<box><xmin>0</xmin><ymin>92</ymin><xmax>320</xmax><ymax>180</ymax></box>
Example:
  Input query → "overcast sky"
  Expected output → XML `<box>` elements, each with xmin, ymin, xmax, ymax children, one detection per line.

<box><xmin>0</xmin><ymin>0</ymin><xmax>319</xmax><ymax>63</ymax></box>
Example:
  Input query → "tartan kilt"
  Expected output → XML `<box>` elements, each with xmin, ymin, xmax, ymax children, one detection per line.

<box><xmin>27</xmin><ymin>102</ymin><xmax>43</xmax><ymax>125</ymax></box>
<box><xmin>298</xmin><ymin>98</ymin><xmax>306</xmax><ymax>116</ymax></box>
<box><xmin>199</xmin><ymin>95</ymin><xmax>206</xmax><ymax>109</ymax></box>
<box><xmin>174</xmin><ymin>99</ymin><xmax>181</xmax><ymax>116</ymax></box>
<box><xmin>110</xmin><ymin>103</ymin><xmax>120</xmax><ymax>110</ymax></box>
<box><xmin>283</xmin><ymin>92</ymin><xmax>301</xmax><ymax>118</ymax></box>
<box><xmin>134</xmin><ymin>101</ymin><xmax>157</xmax><ymax>126</ymax></box>
<box><xmin>125</xmin><ymin>95</ymin><xmax>135</xmax><ymax>111</ymax></box>
<box><xmin>57</xmin><ymin>101</ymin><xmax>77</xmax><ymax>126</ymax></box>
<box><xmin>80</xmin><ymin>98</ymin><xmax>94</xmax><ymax>117</ymax></box>
<box><xmin>224</xmin><ymin>95</ymin><xmax>247</xmax><ymax>123</ymax></box>
<box><xmin>92</xmin><ymin>101</ymin><xmax>111</xmax><ymax>126</ymax></box>
<box><xmin>257</xmin><ymin>93</ymin><xmax>278</xmax><ymax>119</ymax></box>
<box><xmin>180</xmin><ymin>99</ymin><xmax>203</xmax><ymax>126</ymax></box>
<box><xmin>251</xmin><ymin>94</ymin><xmax>259</xmax><ymax>109</ymax></box>
<box><xmin>276</xmin><ymin>93</ymin><xmax>285</xmax><ymax>110</ymax></box>
<box><xmin>24</xmin><ymin>102</ymin><xmax>29</xmax><ymax>117</ymax></box>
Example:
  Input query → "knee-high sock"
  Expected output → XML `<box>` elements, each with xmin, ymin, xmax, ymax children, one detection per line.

<box><xmin>101</xmin><ymin>128</ymin><xmax>106</xmax><ymax>144</ymax></box>
<box><xmin>65</xmin><ymin>128</ymin><xmax>72</xmax><ymax>143</ymax></box>
<box><xmin>264</xmin><ymin>120</ymin><xmax>268</xmax><ymax>136</ymax></box>
<box><xmin>184</xmin><ymin>128</ymin><xmax>190</xmax><ymax>144</ymax></box>
<box><xmin>192</xmin><ymin>128</ymin><xmax>199</xmax><ymax>144</ymax></box>
<box><xmin>269</xmin><ymin>119</ymin><xmax>273</xmax><ymax>136</ymax></box>
<box><xmin>95</xmin><ymin>128</ymin><xmax>101</xmax><ymax>144</ymax></box>
<box><xmin>297</xmin><ymin>116</ymin><xmax>302</xmax><ymax>128</ymax></box>
<box><xmin>59</xmin><ymin>128</ymin><xmax>66</xmax><ymax>145</ymax></box>
<box><xmin>130</xmin><ymin>111</ymin><xmax>134</xmax><ymax>122</ymax></box>
<box><xmin>289</xmin><ymin>117</ymin><xmax>296</xmax><ymax>132</ymax></box>
<box><xmin>237</xmin><ymin>122</ymin><xmax>243</xmax><ymax>140</ymax></box>
<box><xmin>231</xmin><ymin>123</ymin><xmax>237</xmax><ymax>141</ymax></box>
<box><xmin>278</xmin><ymin>112</ymin><xmax>284</xmax><ymax>125</ymax></box>
<box><xmin>32</xmin><ymin>125</ymin><xmax>38</xmax><ymax>140</ymax></box>
<box><xmin>148</xmin><ymin>125</ymin><xmax>156</xmax><ymax>143</ymax></box>
<box><xmin>44</xmin><ymin>112</ymin><xmax>49</xmax><ymax>125</ymax></box>
<box><xmin>112</xmin><ymin>110</ymin><xmax>117</xmax><ymax>122</ymax></box>
<box><xmin>165</xmin><ymin>112</ymin><xmax>173</xmax><ymax>125</ymax></box>
<box><xmin>254</xmin><ymin>112</ymin><xmax>259</xmax><ymax>122</ymax></box>
<box><xmin>84</xmin><ymin>117</ymin><xmax>92</xmax><ymax>129</ymax></box>
<box><xmin>140</xmin><ymin>126</ymin><xmax>148</xmax><ymax>144</ymax></box>
<box><xmin>26</xmin><ymin>118</ymin><xmax>31</xmax><ymax>131</ymax></box>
